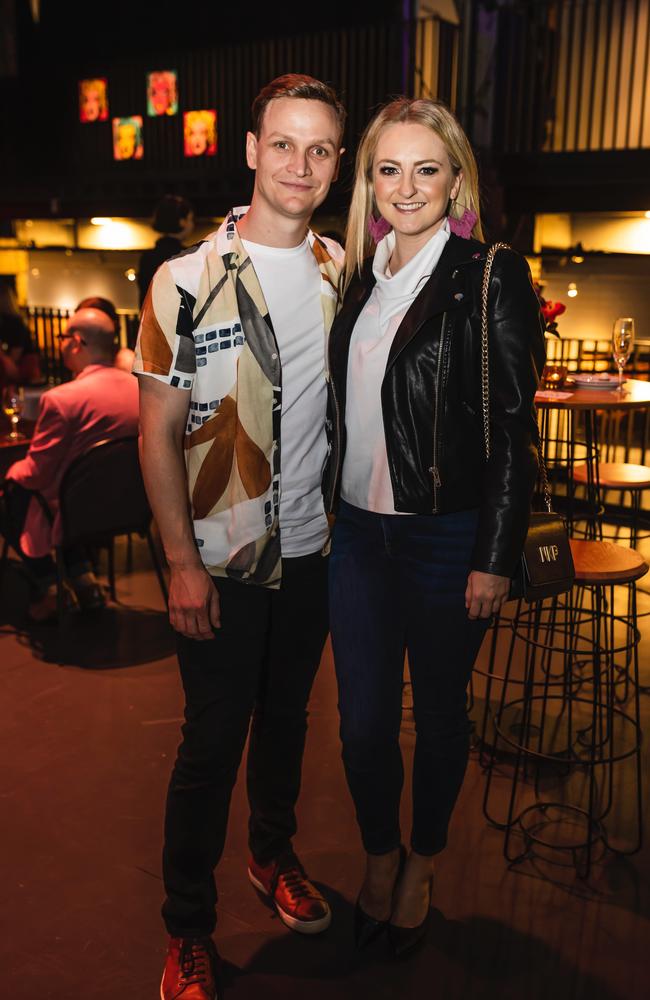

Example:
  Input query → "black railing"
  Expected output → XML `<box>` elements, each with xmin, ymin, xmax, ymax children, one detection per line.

<box><xmin>491</xmin><ymin>0</ymin><xmax>650</xmax><ymax>154</ymax></box>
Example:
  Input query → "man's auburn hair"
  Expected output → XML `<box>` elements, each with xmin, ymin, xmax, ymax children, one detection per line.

<box><xmin>251</xmin><ymin>74</ymin><xmax>346</xmax><ymax>140</ymax></box>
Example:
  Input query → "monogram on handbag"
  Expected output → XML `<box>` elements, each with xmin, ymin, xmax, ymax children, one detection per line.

<box><xmin>481</xmin><ymin>243</ymin><xmax>575</xmax><ymax>603</ymax></box>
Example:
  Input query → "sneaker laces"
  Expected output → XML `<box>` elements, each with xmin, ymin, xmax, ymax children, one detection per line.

<box><xmin>179</xmin><ymin>939</ymin><xmax>213</xmax><ymax>986</ymax></box>
<box><xmin>273</xmin><ymin>860</ymin><xmax>320</xmax><ymax>901</ymax></box>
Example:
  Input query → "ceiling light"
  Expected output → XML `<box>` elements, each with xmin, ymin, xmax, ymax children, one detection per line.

<box><xmin>91</xmin><ymin>217</ymin><xmax>112</xmax><ymax>226</ymax></box>
<box><xmin>125</xmin><ymin>268</ymin><xmax>137</xmax><ymax>281</ymax></box>
<box><xmin>567</xmin><ymin>282</ymin><xmax>578</xmax><ymax>298</ymax></box>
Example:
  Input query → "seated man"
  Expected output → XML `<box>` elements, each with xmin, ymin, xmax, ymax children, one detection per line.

<box><xmin>1</xmin><ymin>307</ymin><xmax>139</xmax><ymax>620</ymax></box>
<box><xmin>74</xmin><ymin>295</ymin><xmax>136</xmax><ymax>374</ymax></box>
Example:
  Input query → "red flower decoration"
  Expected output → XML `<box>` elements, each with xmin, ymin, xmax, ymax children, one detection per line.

<box><xmin>541</xmin><ymin>300</ymin><xmax>566</xmax><ymax>323</ymax></box>
<box><xmin>534</xmin><ymin>283</ymin><xmax>566</xmax><ymax>338</ymax></box>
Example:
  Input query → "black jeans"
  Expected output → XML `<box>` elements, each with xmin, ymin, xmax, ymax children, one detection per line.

<box><xmin>162</xmin><ymin>550</ymin><xmax>329</xmax><ymax>937</ymax></box>
<box><xmin>329</xmin><ymin>501</ymin><xmax>490</xmax><ymax>857</ymax></box>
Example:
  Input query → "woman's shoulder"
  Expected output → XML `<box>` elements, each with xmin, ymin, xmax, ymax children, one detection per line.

<box><xmin>340</xmin><ymin>256</ymin><xmax>375</xmax><ymax>302</ymax></box>
<box><xmin>451</xmin><ymin>235</ymin><xmax>531</xmax><ymax>285</ymax></box>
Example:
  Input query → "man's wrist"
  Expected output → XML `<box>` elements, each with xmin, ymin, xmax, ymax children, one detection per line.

<box><xmin>166</xmin><ymin>553</ymin><xmax>206</xmax><ymax>571</ymax></box>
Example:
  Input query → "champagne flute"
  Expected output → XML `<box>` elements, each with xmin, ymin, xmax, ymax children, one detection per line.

<box><xmin>2</xmin><ymin>385</ymin><xmax>25</xmax><ymax>441</ymax></box>
<box><xmin>612</xmin><ymin>317</ymin><xmax>635</xmax><ymax>391</ymax></box>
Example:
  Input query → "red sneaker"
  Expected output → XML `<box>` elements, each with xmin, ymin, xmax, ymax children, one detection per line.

<box><xmin>160</xmin><ymin>937</ymin><xmax>220</xmax><ymax>1000</ymax></box>
<box><xmin>248</xmin><ymin>855</ymin><xmax>331</xmax><ymax>934</ymax></box>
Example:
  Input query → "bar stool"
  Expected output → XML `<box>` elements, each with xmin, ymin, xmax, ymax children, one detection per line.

<box><xmin>573</xmin><ymin>462</ymin><xmax>650</xmax><ymax>548</ymax></box>
<box><xmin>480</xmin><ymin>539</ymin><xmax>647</xmax><ymax>879</ymax></box>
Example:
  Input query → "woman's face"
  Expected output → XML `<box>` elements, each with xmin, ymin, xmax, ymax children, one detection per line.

<box><xmin>150</xmin><ymin>77</ymin><xmax>173</xmax><ymax>115</ymax></box>
<box><xmin>118</xmin><ymin>125</ymin><xmax>137</xmax><ymax>159</ymax></box>
<box><xmin>188</xmin><ymin>121</ymin><xmax>208</xmax><ymax>155</ymax></box>
<box><xmin>372</xmin><ymin>122</ymin><xmax>461</xmax><ymax>242</ymax></box>
<box><xmin>83</xmin><ymin>88</ymin><xmax>101</xmax><ymax>121</ymax></box>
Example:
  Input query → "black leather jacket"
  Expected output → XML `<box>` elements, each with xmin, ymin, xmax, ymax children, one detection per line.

<box><xmin>324</xmin><ymin>233</ymin><xmax>547</xmax><ymax>578</ymax></box>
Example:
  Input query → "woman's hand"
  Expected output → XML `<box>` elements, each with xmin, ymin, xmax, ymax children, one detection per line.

<box><xmin>465</xmin><ymin>570</ymin><xmax>510</xmax><ymax>620</ymax></box>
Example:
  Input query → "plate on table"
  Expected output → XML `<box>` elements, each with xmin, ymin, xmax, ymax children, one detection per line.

<box><xmin>568</xmin><ymin>373</ymin><xmax>621</xmax><ymax>390</ymax></box>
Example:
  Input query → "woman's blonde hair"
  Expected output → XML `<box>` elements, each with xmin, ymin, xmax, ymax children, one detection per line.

<box><xmin>344</xmin><ymin>98</ymin><xmax>483</xmax><ymax>291</ymax></box>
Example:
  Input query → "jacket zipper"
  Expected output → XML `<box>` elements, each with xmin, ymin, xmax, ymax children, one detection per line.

<box><xmin>429</xmin><ymin>311</ymin><xmax>447</xmax><ymax>512</ymax></box>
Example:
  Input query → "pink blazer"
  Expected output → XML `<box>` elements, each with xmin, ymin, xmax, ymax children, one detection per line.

<box><xmin>7</xmin><ymin>364</ymin><xmax>140</xmax><ymax>557</ymax></box>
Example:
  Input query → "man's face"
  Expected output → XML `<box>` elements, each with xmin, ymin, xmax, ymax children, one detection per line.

<box><xmin>59</xmin><ymin>327</ymin><xmax>83</xmax><ymax>372</ymax></box>
<box><xmin>246</xmin><ymin>97</ymin><xmax>343</xmax><ymax>223</ymax></box>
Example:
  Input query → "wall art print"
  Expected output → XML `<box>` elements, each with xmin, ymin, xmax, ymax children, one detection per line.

<box><xmin>184</xmin><ymin>109</ymin><xmax>217</xmax><ymax>157</ymax></box>
<box><xmin>112</xmin><ymin>116</ymin><xmax>144</xmax><ymax>160</ymax></box>
<box><xmin>79</xmin><ymin>78</ymin><xmax>109</xmax><ymax>122</ymax></box>
<box><xmin>147</xmin><ymin>70</ymin><xmax>178</xmax><ymax>116</ymax></box>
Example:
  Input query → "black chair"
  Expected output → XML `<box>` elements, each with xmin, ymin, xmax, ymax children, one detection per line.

<box><xmin>51</xmin><ymin>435</ymin><xmax>168</xmax><ymax>619</ymax></box>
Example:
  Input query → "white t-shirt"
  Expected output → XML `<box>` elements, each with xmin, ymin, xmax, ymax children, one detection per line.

<box><xmin>341</xmin><ymin>221</ymin><xmax>450</xmax><ymax>514</ymax></box>
<box><xmin>242</xmin><ymin>237</ymin><xmax>329</xmax><ymax>557</ymax></box>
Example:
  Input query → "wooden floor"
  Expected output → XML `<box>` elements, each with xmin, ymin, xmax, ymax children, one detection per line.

<box><xmin>1</xmin><ymin>540</ymin><xmax>648</xmax><ymax>1000</ymax></box>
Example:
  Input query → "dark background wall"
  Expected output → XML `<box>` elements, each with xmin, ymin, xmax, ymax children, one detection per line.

<box><xmin>0</xmin><ymin>0</ymin><xmax>412</xmax><ymax>218</ymax></box>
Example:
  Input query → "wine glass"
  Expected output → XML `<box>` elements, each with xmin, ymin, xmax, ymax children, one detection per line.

<box><xmin>2</xmin><ymin>385</ymin><xmax>25</xmax><ymax>441</ymax></box>
<box><xmin>612</xmin><ymin>317</ymin><xmax>635</xmax><ymax>391</ymax></box>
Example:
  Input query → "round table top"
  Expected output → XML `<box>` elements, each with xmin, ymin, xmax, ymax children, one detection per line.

<box><xmin>0</xmin><ymin>418</ymin><xmax>34</xmax><ymax>452</ymax></box>
<box><xmin>569</xmin><ymin>539</ymin><xmax>648</xmax><ymax>582</ymax></box>
<box><xmin>536</xmin><ymin>377</ymin><xmax>650</xmax><ymax>410</ymax></box>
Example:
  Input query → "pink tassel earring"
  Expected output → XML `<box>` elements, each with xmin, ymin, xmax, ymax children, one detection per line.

<box><xmin>448</xmin><ymin>208</ymin><xmax>477</xmax><ymax>239</ymax></box>
<box><xmin>367</xmin><ymin>213</ymin><xmax>392</xmax><ymax>243</ymax></box>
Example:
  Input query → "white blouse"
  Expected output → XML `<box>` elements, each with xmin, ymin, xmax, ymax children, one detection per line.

<box><xmin>341</xmin><ymin>220</ymin><xmax>450</xmax><ymax>514</ymax></box>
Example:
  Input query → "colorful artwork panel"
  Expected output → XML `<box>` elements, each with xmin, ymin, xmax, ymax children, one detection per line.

<box><xmin>79</xmin><ymin>78</ymin><xmax>109</xmax><ymax>122</ymax></box>
<box><xmin>184</xmin><ymin>110</ymin><xmax>218</xmax><ymax>157</ymax></box>
<box><xmin>112</xmin><ymin>116</ymin><xmax>144</xmax><ymax>160</ymax></box>
<box><xmin>147</xmin><ymin>70</ymin><xmax>179</xmax><ymax>116</ymax></box>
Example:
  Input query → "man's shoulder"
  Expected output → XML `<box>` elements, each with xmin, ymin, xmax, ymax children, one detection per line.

<box><xmin>161</xmin><ymin>235</ymin><xmax>216</xmax><ymax>274</ymax></box>
<box><xmin>150</xmin><ymin>229</ymin><xmax>227</xmax><ymax>298</ymax></box>
<box><xmin>49</xmin><ymin>366</ymin><xmax>135</xmax><ymax>400</ymax></box>
<box><xmin>312</xmin><ymin>233</ymin><xmax>344</xmax><ymax>269</ymax></box>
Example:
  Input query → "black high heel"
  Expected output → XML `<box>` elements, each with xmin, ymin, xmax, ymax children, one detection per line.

<box><xmin>388</xmin><ymin>876</ymin><xmax>433</xmax><ymax>959</ymax></box>
<box><xmin>354</xmin><ymin>845</ymin><xmax>406</xmax><ymax>950</ymax></box>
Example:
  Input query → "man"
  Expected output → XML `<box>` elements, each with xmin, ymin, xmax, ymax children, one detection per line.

<box><xmin>135</xmin><ymin>74</ymin><xmax>345</xmax><ymax>1000</ymax></box>
<box><xmin>2</xmin><ymin>307</ymin><xmax>139</xmax><ymax>619</ymax></box>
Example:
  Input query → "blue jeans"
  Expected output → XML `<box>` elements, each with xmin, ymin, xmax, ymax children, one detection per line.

<box><xmin>329</xmin><ymin>500</ymin><xmax>490</xmax><ymax>856</ymax></box>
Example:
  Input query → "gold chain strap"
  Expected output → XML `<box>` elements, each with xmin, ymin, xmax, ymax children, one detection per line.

<box><xmin>480</xmin><ymin>242</ymin><xmax>510</xmax><ymax>460</ymax></box>
<box><xmin>480</xmin><ymin>242</ymin><xmax>552</xmax><ymax>513</ymax></box>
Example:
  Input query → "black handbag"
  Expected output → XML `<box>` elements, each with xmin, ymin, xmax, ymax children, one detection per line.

<box><xmin>481</xmin><ymin>243</ymin><xmax>575</xmax><ymax>603</ymax></box>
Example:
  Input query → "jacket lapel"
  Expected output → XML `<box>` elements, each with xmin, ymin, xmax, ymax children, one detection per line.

<box><xmin>385</xmin><ymin>234</ymin><xmax>476</xmax><ymax>371</ymax></box>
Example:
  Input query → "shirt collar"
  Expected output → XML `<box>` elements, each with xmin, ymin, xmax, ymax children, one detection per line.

<box><xmin>215</xmin><ymin>205</ymin><xmax>342</xmax><ymax>299</ymax></box>
<box><xmin>372</xmin><ymin>219</ymin><xmax>450</xmax><ymax>298</ymax></box>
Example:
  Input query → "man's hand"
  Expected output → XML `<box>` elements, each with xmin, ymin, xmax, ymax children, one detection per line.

<box><xmin>465</xmin><ymin>570</ymin><xmax>510</xmax><ymax>620</ymax></box>
<box><xmin>168</xmin><ymin>563</ymin><xmax>221</xmax><ymax>640</ymax></box>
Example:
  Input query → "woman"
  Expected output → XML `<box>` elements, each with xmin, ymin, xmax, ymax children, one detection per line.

<box><xmin>0</xmin><ymin>282</ymin><xmax>41</xmax><ymax>387</ymax></box>
<box><xmin>325</xmin><ymin>99</ymin><xmax>545</xmax><ymax>956</ymax></box>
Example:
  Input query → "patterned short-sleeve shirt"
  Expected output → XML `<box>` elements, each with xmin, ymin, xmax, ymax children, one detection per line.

<box><xmin>133</xmin><ymin>206</ymin><xmax>343</xmax><ymax>588</ymax></box>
